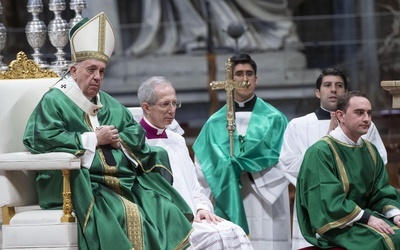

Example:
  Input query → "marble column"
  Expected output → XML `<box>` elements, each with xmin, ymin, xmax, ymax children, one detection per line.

<box><xmin>361</xmin><ymin>0</ymin><xmax>380</xmax><ymax>107</ymax></box>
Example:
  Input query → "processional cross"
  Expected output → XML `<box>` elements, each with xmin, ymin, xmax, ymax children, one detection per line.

<box><xmin>210</xmin><ymin>58</ymin><xmax>250</xmax><ymax>156</ymax></box>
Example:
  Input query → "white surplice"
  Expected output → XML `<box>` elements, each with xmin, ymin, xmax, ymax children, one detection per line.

<box><xmin>279</xmin><ymin>111</ymin><xmax>388</xmax><ymax>250</ymax></box>
<box><xmin>195</xmin><ymin>112</ymin><xmax>292</xmax><ymax>250</ymax></box>
<box><xmin>146</xmin><ymin>129</ymin><xmax>253</xmax><ymax>250</ymax></box>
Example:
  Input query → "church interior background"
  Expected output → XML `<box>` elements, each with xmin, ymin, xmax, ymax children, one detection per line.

<box><xmin>1</xmin><ymin>0</ymin><xmax>400</xmax><ymax>246</ymax></box>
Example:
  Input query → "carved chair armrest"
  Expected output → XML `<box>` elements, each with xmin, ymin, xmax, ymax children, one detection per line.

<box><xmin>0</xmin><ymin>152</ymin><xmax>80</xmax><ymax>224</ymax></box>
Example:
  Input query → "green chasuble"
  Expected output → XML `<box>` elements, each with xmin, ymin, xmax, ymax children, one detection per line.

<box><xmin>192</xmin><ymin>97</ymin><xmax>288</xmax><ymax>234</ymax></box>
<box><xmin>296</xmin><ymin>136</ymin><xmax>400</xmax><ymax>250</ymax></box>
<box><xmin>23</xmin><ymin>87</ymin><xmax>193</xmax><ymax>250</ymax></box>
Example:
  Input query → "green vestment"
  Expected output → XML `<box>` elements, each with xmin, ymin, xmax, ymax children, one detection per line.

<box><xmin>23</xmin><ymin>87</ymin><xmax>193</xmax><ymax>250</ymax></box>
<box><xmin>296</xmin><ymin>136</ymin><xmax>400</xmax><ymax>250</ymax></box>
<box><xmin>192</xmin><ymin>97</ymin><xmax>288</xmax><ymax>234</ymax></box>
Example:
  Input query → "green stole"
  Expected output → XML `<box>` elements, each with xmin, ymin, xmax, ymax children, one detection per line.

<box><xmin>193</xmin><ymin>98</ymin><xmax>288</xmax><ymax>234</ymax></box>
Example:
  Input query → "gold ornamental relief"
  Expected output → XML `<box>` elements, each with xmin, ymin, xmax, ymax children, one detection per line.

<box><xmin>0</xmin><ymin>51</ymin><xmax>59</xmax><ymax>79</ymax></box>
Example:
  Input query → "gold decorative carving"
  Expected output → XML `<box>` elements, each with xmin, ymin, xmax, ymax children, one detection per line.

<box><xmin>0</xmin><ymin>51</ymin><xmax>58</xmax><ymax>79</ymax></box>
<box><xmin>1</xmin><ymin>206</ymin><xmax>16</xmax><ymax>225</ymax></box>
<box><xmin>61</xmin><ymin>169</ymin><xmax>76</xmax><ymax>222</ymax></box>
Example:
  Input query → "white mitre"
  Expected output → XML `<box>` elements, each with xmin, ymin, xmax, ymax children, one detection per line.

<box><xmin>69</xmin><ymin>12</ymin><xmax>115</xmax><ymax>63</ymax></box>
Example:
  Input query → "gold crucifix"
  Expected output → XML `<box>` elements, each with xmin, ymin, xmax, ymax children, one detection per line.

<box><xmin>210</xmin><ymin>58</ymin><xmax>250</xmax><ymax>156</ymax></box>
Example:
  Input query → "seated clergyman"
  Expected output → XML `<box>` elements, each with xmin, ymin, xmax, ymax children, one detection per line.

<box><xmin>296</xmin><ymin>90</ymin><xmax>400</xmax><ymax>249</ymax></box>
<box><xmin>23</xmin><ymin>12</ymin><xmax>193</xmax><ymax>249</ymax></box>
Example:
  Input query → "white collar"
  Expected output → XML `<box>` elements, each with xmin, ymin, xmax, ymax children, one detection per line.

<box><xmin>53</xmin><ymin>75</ymin><xmax>103</xmax><ymax>116</ymax></box>
<box><xmin>235</xmin><ymin>95</ymin><xmax>255</xmax><ymax>108</ymax></box>
<box><xmin>329</xmin><ymin>126</ymin><xmax>363</xmax><ymax>145</ymax></box>
<box><xmin>143</xmin><ymin>116</ymin><xmax>166</xmax><ymax>135</ymax></box>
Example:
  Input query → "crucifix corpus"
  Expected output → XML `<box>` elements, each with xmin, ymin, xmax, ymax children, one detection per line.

<box><xmin>210</xmin><ymin>58</ymin><xmax>250</xmax><ymax>156</ymax></box>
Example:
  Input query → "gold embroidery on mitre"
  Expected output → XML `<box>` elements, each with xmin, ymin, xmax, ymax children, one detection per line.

<box><xmin>98</xmin><ymin>14</ymin><xmax>106</xmax><ymax>57</ymax></box>
<box><xmin>74</xmin><ymin>51</ymin><xmax>109</xmax><ymax>63</ymax></box>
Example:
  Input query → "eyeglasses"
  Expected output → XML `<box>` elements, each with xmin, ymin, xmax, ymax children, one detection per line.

<box><xmin>234</xmin><ymin>71</ymin><xmax>255</xmax><ymax>78</ymax></box>
<box><xmin>152</xmin><ymin>101</ymin><xmax>182</xmax><ymax>109</ymax></box>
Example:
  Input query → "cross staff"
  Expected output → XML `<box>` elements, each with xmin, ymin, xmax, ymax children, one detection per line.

<box><xmin>210</xmin><ymin>58</ymin><xmax>250</xmax><ymax>156</ymax></box>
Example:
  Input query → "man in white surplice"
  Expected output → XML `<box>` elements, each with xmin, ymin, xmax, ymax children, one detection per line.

<box><xmin>193</xmin><ymin>54</ymin><xmax>291</xmax><ymax>250</ymax></box>
<box><xmin>136</xmin><ymin>76</ymin><xmax>253</xmax><ymax>250</ymax></box>
<box><xmin>279</xmin><ymin>68</ymin><xmax>388</xmax><ymax>250</ymax></box>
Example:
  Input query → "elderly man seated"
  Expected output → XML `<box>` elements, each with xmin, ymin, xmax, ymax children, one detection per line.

<box><xmin>137</xmin><ymin>76</ymin><xmax>253</xmax><ymax>250</ymax></box>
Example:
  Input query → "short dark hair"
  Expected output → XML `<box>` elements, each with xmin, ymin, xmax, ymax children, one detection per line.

<box><xmin>315</xmin><ymin>68</ymin><xmax>348</xmax><ymax>90</ymax></box>
<box><xmin>230</xmin><ymin>53</ymin><xmax>257</xmax><ymax>75</ymax></box>
<box><xmin>337</xmin><ymin>90</ymin><xmax>366</xmax><ymax>112</ymax></box>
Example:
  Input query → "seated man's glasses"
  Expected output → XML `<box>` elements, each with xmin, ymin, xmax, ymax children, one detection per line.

<box><xmin>153</xmin><ymin>101</ymin><xmax>182</xmax><ymax>109</ymax></box>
